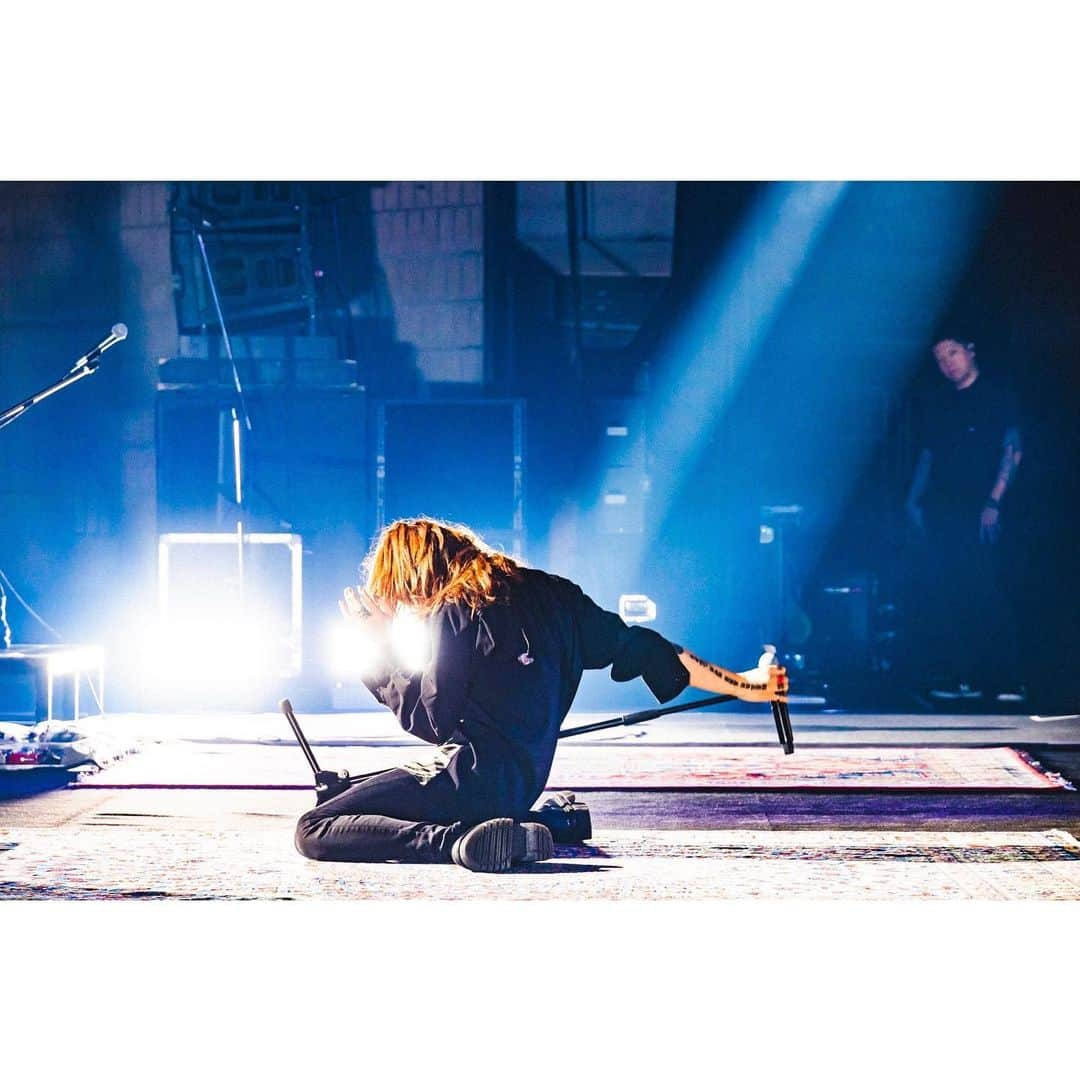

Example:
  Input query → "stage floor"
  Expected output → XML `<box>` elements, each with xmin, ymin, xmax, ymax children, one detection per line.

<box><xmin>2</xmin><ymin>708</ymin><xmax>1079</xmax><ymax>899</ymax></box>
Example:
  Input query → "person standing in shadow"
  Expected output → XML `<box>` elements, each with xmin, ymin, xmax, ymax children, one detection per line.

<box><xmin>905</xmin><ymin>336</ymin><xmax>1025</xmax><ymax>706</ymax></box>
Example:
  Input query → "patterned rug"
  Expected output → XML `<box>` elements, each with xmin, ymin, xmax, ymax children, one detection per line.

<box><xmin>2</xmin><ymin>826</ymin><xmax>1078</xmax><ymax>899</ymax></box>
<box><xmin>546</xmin><ymin>746</ymin><xmax>1069</xmax><ymax>790</ymax></box>
<box><xmin>69</xmin><ymin>743</ymin><xmax>1070</xmax><ymax>791</ymax></box>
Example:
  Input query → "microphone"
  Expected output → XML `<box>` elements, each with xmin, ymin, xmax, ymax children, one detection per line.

<box><xmin>738</xmin><ymin>644</ymin><xmax>777</xmax><ymax>685</ymax></box>
<box><xmin>73</xmin><ymin>323</ymin><xmax>128</xmax><ymax>372</ymax></box>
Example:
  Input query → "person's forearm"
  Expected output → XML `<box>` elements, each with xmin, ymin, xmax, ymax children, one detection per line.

<box><xmin>678</xmin><ymin>650</ymin><xmax>762</xmax><ymax>699</ymax></box>
<box><xmin>988</xmin><ymin>441</ymin><xmax>1022</xmax><ymax>504</ymax></box>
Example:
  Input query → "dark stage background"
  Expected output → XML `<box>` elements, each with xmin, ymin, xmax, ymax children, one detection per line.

<box><xmin>0</xmin><ymin>181</ymin><xmax>1076</xmax><ymax>712</ymax></box>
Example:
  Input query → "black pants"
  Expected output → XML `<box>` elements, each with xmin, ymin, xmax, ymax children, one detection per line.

<box><xmin>294</xmin><ymin>766</ymin><xmax>519</xmax><ymax>864</ymax></box>
<box><xmin>923</xmin><ymin>511</ymin><xmax>1019</xmax><ymax>689</ymax></box>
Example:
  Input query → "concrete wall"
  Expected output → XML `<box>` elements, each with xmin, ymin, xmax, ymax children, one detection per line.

<box><xmin>371</xmin><ymin>182</ymin><xmax>485</xmax><ymax>384</ymax></box>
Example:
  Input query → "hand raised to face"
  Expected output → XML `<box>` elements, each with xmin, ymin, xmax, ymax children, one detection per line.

<box><xmin>339</xmin><ymin>586</ymin><xmax>395</xmax><ymax>632</ymax></box>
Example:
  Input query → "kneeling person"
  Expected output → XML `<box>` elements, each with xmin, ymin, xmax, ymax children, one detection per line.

<box><xmin>295</xmin><ymin>518</ymin><xmax>786</xmax><ymax>873</ymax></box>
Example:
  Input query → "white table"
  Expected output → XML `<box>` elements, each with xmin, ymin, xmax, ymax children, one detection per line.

<box><xmin>0</xmin><ymin>644</ymin><xmax>105</xmax><ymax>723</ymax></box>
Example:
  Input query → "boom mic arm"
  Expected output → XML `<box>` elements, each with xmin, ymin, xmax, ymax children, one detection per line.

<box><xmin>72</xmin><ymin>323</ymin><xmax>128</xmax><ymax>373</ymax></box>
<box><xmin>0</xmin><ymin>321</ymin><xmax>129</xmax><ymax>432</ymax></box>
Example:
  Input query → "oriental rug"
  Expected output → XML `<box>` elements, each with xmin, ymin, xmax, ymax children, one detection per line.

<box><xmin>69</xmin><ymin>744</ymin><xmax>1070</xmax><ymax>792</ymax></box>
<box><xmin>1</xmin><ymin>826</ymin><xmax>1078</xmax><ymax>900</ymax></box>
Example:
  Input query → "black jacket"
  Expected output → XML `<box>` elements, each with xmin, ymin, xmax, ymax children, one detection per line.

<box><xmin>362</xmin><ymin>567</ymin><xmax>688</xmax><ymax>811</ymax></box>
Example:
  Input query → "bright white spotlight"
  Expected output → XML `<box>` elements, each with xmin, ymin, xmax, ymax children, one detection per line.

<box><xmin>390</xmin><ymin>608</ymin><xmax>430</xmax><ymax>672</ymax></box>
<box><xmin>132</xmin><ymin>611</ymin><xmax>283</xmax><ymax>697</ymax></box>
<box><xmin>326</xmin><ymin>620</ymin><xmax>385</xmax><ymax>680</ymax></box>
<box><xmin>327</xmin><ymin>608</ymin><xmax>431</xmax><ymax>682</ymax></box>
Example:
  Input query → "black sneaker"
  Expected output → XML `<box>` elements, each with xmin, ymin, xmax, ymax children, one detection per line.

<box><xmin>451</xmin><ymin>818</ymin><xmax>554</xmax><ymax>873</ymax></box>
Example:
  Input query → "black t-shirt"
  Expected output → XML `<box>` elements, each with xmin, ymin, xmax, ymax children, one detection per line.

<box><xmin>916</xmin><ymin>371</ymin><xmax>1020</xmax><ymax>517</ymax></box>
<box><xmin>361</xmin><ymin>567</ymin><xmax>689</xmax><ymax>810</ymax></box>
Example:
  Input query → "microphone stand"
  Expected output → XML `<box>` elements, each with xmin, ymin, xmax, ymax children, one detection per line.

<box><xmin>0</xmin><ymin>324</ymin><xmax>125</xmax><ymax>432</ymax></box>
<box><xmin>0</xmin><ymin>331</ymin><xmax>120</xmax><ymax>648</ymax></box>
<box><xmin>192</xmin><ymin>224</ymin><xmax>254</xmax><ymax>594</ymax></box>
<box><xmin>557</xmin><ymin>692</ymin><xmax>796</xmax><ymax>754</ymax></box>
<box><xmin>281</xmin><ymin>687</ymin><xmax>796</xmax><ymax>807</ymax></box>
<box><xmin>0</xmin><ymin>361</ymin><xmax>102</xmax><ymax>433</ymax></box>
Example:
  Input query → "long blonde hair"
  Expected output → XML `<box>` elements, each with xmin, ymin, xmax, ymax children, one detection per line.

<box><xmin>364</xmin><ymin>518</ymin><xmax>523</xmax><ymax>615</ymax></box>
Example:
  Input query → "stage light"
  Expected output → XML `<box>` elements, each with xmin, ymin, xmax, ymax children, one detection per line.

<box><xmin>157</xmin><ymin>531</ymin><xmax>303</xmax><ymax>679</ymax></box>
<box><xmin>605</xmin><ymin>182</ymin><xmax>847</xmax><ymax>561</ymax></box>
<box><xmin>389</xmin><ymin>608</ymin><xmax>430</xmax><ymax>673</ymax></box>
<box><xmin>326</xmin><ymin>620</ymin><xmax>384</xmax><ymax>680</ymax></box>
<box><xmin>326</xmin><ymin>608</ymin><xmax>431</xmax><ymax>683</ymax></box>
<box><xmin>132</xmin><ymin>611</ymin><xmax>284</xmax><ymax>697</ymax></box>
<box><xmin>619</xmin><ymin>594</ymin><xmax>657</xmax><ymax>623</ymax></box>
<box><xmin>569</xmin><ymin>181</ymin><xmax>995</xmax><ymax>670</ymax></box>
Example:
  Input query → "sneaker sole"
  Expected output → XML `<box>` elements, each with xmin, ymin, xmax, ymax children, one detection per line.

<box><xmin>452</xmin><ymin>818</ymin><xmax>553</xmax><ymax>873</ymax></box>
<box><xmin>516</xmin><ymin>822</ymin><xmax>555</xmax><ymax>864</ymax></box>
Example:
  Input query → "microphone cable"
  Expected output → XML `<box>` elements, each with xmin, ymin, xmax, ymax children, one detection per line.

<box><xmin>0</xmin><ymin>567</ymin><xmax>64</xmax><ymax>643</ymax></box>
